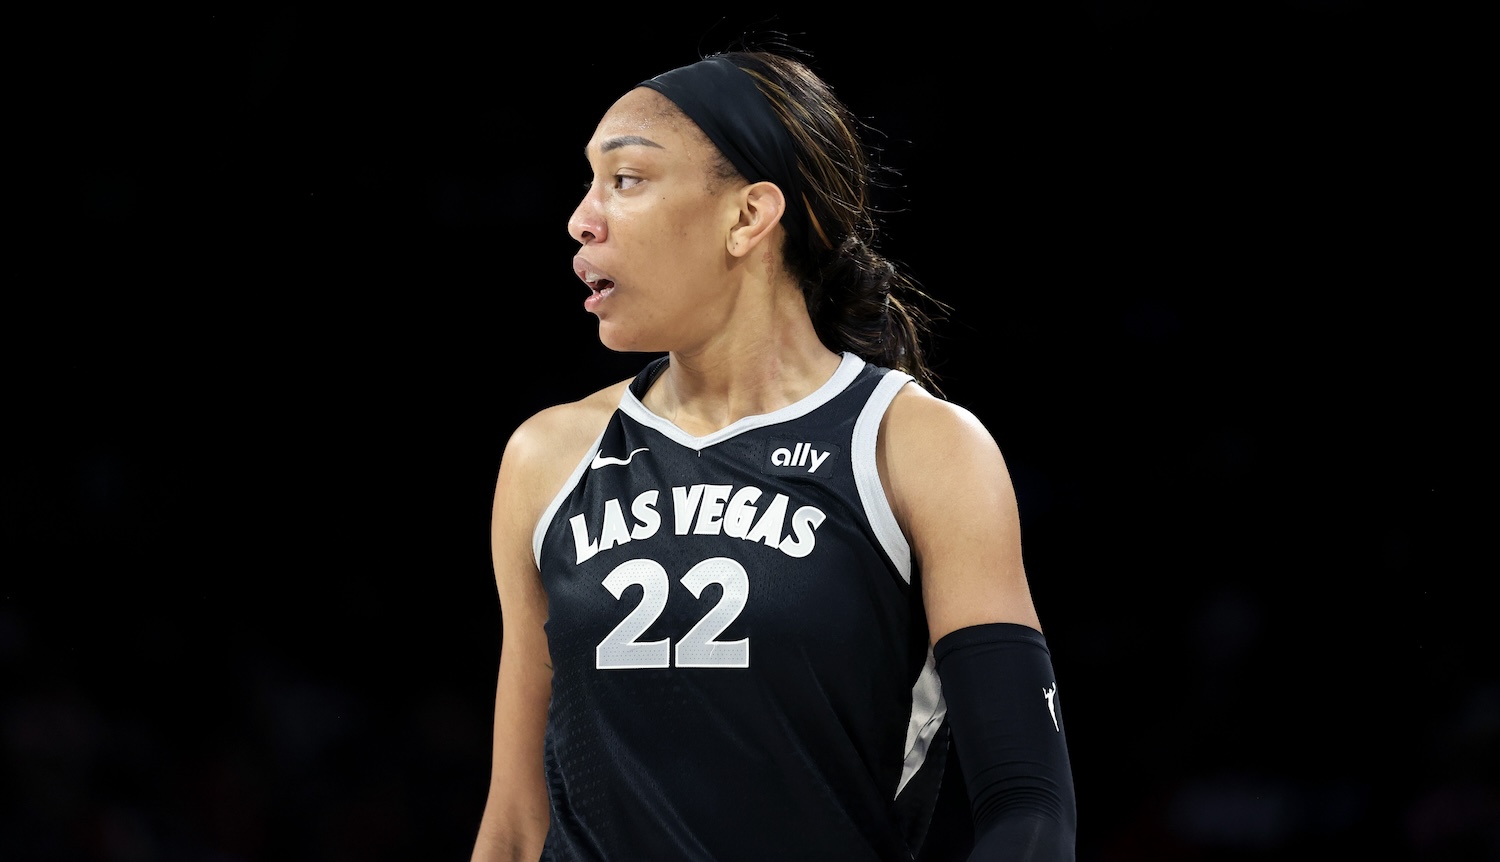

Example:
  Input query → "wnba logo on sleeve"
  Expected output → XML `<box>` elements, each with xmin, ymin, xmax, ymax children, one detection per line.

<box><xmin>764</xmin><ymin>439</ymin><xmax>839</xmax><ymax>477</ymax></box>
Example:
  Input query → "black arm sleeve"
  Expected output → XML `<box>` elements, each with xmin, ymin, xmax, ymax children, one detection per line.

<box><xmin>934</xmin><ymin>622</ymin><xmax>1077</xmax><ymax>862</ymax></box>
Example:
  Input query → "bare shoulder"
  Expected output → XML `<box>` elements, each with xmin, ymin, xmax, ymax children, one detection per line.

<box><xmin>497</xmin><ymin>377</ymin><xmax>633</xmax><ymax>517</ymax></box>
<box><xmin>880</xmin><ymin>384</ymin><xmax>1007</xmax><ymax>480</ymax></box>
<box><xmin>878</xmin><ymin>383</ymin><xmax>1014</xmax><ymax>541</ymax></box>
<box><xmin>879</xmin><ymin>382</ymin><xmax>1040</xmax><ymax>639</ymax></box>
<box><xmin>506</xmin><ymin>377</ymin><xmax>631</xmax><ymax>466</ymax></box>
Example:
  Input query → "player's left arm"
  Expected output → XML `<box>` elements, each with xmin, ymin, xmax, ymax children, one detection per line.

<box><xmin>879</xmin><ymin>385</ymin><xmax>1078</xmax><ymax>861</ymax></box>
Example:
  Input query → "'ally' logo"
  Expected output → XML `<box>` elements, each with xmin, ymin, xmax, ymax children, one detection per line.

<box><xmin>765</xmin><ymin>439</ymin><xmax>839</xmax><ymax>477</ymax></box>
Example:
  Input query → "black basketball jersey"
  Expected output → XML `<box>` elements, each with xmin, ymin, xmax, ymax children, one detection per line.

<box><xmin>534</xmin><ymin>353</ymin><xmax>949</xmax><ymax>862</ymax></box>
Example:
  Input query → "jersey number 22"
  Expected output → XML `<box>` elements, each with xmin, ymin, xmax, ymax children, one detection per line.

<box><xmin>596</xmin><ymin>557</ymin><xmax>749</xmax><ymax>669</ymax></box>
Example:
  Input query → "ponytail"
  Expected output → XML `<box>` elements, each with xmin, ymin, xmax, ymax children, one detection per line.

<box><xmin>725</xmin><ymin>47</ymin><xmax>948</xmax><ymax>394</ymax></box>
<box><xmin>805</xmin><ymin>236</ymin><xmax>945</xmax><ymax>394</ymax></box>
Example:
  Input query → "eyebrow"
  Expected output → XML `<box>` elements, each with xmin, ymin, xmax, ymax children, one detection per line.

<box><xmin>594</xmin><ymin>135</ymin><xmax>665</xmax><ymax>155</ymax></box>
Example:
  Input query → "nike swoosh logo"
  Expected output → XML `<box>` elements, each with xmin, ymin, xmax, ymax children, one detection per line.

<box><xmin>590</xmin><ymin>447</ymin><xmax>649</xmax><ymax>469</ymax></box>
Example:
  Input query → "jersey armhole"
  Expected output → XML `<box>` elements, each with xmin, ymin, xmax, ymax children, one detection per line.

<box><xmin>531</xmin><ymin>427</ymin><xmax>607</xmax><ymax>570</ymax></box>
<box><xmin>852</xmin><ymin>369</ymin><xmax>914</xmax><ymax>584</ymax></box>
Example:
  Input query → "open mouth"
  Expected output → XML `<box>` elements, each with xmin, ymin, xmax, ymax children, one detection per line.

<box><xmin>574</xmin><ymin>256</ymin><xmax>617</xmax><ymax>306</ymax></box>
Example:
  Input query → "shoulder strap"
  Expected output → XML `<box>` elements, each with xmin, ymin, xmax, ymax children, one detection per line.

<box><xmin>628</xmin><ymin>355</ymin><xmax>670</xmax><ymax>400</ymax></box>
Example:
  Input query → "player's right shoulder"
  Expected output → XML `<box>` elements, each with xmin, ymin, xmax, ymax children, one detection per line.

<box><xmin>505</xmin><ymin>378</ymin><xmax>629</xmax><ymax>464</ymax></box>
<box><xmin>497</xmin><ymin>377</ymin><xmax>633</xmax><ymax>510</ymax></box>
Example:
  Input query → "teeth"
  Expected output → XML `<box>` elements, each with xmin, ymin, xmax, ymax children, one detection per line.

<box><xmin>584</xmin><ymin>270</ymin><xmax>604</xmax><ymax>285</ymax></box>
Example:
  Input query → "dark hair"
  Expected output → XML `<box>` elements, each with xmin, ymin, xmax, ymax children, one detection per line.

<box><xmin>715</xmin><ymin>47</ymin><xmax>947</xmax><ymax>393</ymax></box>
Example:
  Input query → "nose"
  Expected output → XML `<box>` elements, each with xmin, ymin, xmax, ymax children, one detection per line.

<box><xmin>568</xmin><ymin>186</ymin><xmax>605</xmax><ymax>244</ymax></box>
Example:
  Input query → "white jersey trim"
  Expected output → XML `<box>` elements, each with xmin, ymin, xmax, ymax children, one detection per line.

<box><xmin>898</xmin><ymin>649</ymin><xmax>947</xmax><ymax>797</ymax></box>
<box><xmin>851</xmin><ymin>368</ymin><xmax>913</xmax><ymax>583</ymax></box>
<box><xmin>617</xmin><ymin>352</ymin><xmax>866</xmax><ymax>451</ymax></box>
<box><xmin>532</xmin><ymin>428</ymin><xmax>607</xmax><ymax>569</ymax></box>
<box><xmin>848</xmin><ymin>368</ymin><xmax>946</xmax><ymax>798</ymax></box>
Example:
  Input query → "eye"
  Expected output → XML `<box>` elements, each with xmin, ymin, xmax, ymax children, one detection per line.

<box><xmin>614</xmin><ymin>174</ymin><xmax>643</xmax><ymax>190</ymax></box>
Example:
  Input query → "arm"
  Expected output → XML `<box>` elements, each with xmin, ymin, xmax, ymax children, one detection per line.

<box><xmin>470</xmin><ymin>419</ymin><xmax>556</xmax><ymax>862</ymax></box>
<box><xmin>880</xmin><ymin>388</ymin><xmax>1077</xmax><ymax>861</ymax></box>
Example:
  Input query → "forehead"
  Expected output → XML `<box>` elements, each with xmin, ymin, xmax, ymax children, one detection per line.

<box><xmin>585</xmin><ymin>87</ymin><xmax>706</xmax><ymax>158</ymax></box>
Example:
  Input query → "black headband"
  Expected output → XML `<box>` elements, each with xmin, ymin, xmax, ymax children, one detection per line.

<box><xmin>637</xmin><ymin>55</ymin><xmax>809</xmax><ymax>243</ymax></box>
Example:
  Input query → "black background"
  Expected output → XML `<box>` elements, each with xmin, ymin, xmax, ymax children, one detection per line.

<box><xmin>5</xmin><ymin>3</ymin><xmax>1491</xmax><ymax>861</ymax></box>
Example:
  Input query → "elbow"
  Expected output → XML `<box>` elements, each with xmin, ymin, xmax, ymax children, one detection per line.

<box><xmin>967</xmin><ymin>781</ymin><xmax>1076</xmax><ymax>862</ymax></box>
<box><xmin>471</xmin><ymin>833</ymin><xmax>546</xmax><ymax>862</ymax></box>
<box><xmin>973</xmin><ymin>776</ymin><xmax>1075</xmax><ymax>829</ymax></box>
<box><xmin>471</xmin><ymin>803</ymin><xmax>548</xmax><ymax>862</ymax></box>
<box><xmin>968</xmin><ymin>810</ymin><xmax>1075</xmax><ymax>862</ymax></box>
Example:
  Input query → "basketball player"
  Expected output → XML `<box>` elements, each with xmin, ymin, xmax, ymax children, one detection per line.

<box><xmin>470</xmin><ymin>43</ymin><xmax>1077</xmax><ymax>861</ymax></box>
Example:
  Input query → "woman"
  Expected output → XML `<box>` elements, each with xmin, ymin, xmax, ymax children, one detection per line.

<box><xmin>471</xmin><ymin>44</ymin><xmax>1076</xmax><ymax>862</ymax></box>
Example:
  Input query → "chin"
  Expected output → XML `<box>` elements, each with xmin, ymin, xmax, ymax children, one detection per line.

<box><xmin>597</xmin><ymin>322</ymin><xmax>664</xmax><ymax>355</ymax></box>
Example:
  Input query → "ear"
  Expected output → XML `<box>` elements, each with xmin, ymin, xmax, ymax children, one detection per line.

<box><xmin>726</xmin><ymin>181</ymin><xmax>787</xmax><ymax>258</ymax></box>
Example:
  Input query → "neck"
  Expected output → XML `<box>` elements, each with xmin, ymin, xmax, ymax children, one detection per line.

<box><xmin>643</xmin><ymin>284</ymin><xmax>842</xmax><ymax>436</ymax></box>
